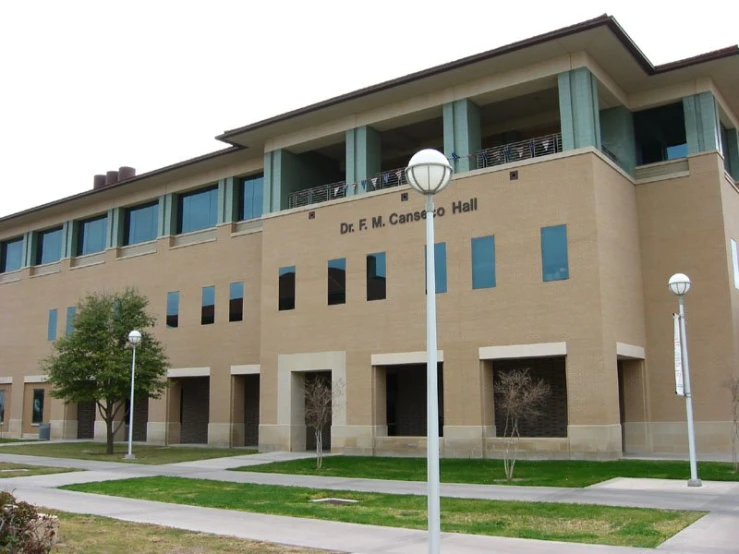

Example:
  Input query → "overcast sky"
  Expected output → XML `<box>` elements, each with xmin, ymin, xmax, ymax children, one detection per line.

<box><xmin>1</xmin><ymin>1</ymin><xmax>737</xmax><ymax>218</ymax></box>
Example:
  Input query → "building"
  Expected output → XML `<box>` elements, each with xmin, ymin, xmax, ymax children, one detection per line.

<box><xmin>1</xmin><ymin>14</ymin><xmax>739</xmax><ymax>459</ymax></box>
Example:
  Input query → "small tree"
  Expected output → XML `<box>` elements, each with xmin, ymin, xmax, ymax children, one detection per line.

<box><xmin>723</xmin><ymin>377</ymin><xmax>739</xmax><ymax>472</ymax></box>
<box><xmin>495</xmin><ymin>368</ymin><xmax>551</xmax><ymax>481</ymax></box>
<box><xmin>43</xmin><ymin>288</ymin><xmax>169</xmax><ymax>454</ymax></box>
<box><xmin>304</xmin><ymin>376</ymin><xmax>344</xmax><ymax>470</ymax></box>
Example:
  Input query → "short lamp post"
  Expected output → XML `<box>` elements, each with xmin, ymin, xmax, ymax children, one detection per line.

<box><xmin>668</xmin><ymin>273</ymin><xmax>701</xmax><ymax>487</ymax></box>
<box><xmin>126</xmin><ymin>330</ymin><xmax>142</xmax><ymax>460</ymax></box>
<box><xmin>406</xmin><ymin>149</ymin><xmax>453</xmax><ymax>554</ymax></box>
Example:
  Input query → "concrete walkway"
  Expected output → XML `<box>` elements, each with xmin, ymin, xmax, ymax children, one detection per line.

<box><xmin>1</xmin><ymin>451</ymin><xmax>738</xmax><ymax>553</ymax></box>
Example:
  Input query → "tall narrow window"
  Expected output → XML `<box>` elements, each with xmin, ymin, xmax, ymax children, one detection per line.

<box><xmin>124</xmin><ymin>202</ymin><xmax>158</xmax><ymax>245</ymax></box>
<box><xmin>36</xmin><ymin>227</ymin><xmax>63</xmax><ymax>265</ymax></box>
<box><xmin>229</xmin><ymin>282</ymin><xmax>244</xmax><ymax>322</ymax></box>
<box><xmin>424</xmin><ymin>242</ymin><xmax>447</xmax><ymax>294</ymax></box>
<box><xmin>327</xmin><ymin>258</ymin><xmax>346</xmax><ymax>305</ymax></box>
<box><xmin>47</xmin><ymin>309</ymin><xmax>57</xmax><ymax>341</ymax></box>
<box><xmin>541</xmin><ymin>224</ymin><xmax>569</xmax><ymax>282</ymax></box>
<box><xmin>366</xmin><ymin>252</ymin><xmax>386</xmax><ymax>301</ymax></box>
<box><xmin>201</xmin><ymin>285</ymin><xmax>215</xmax><ymax>325</ymax></box>
<box><xmin>65</xmin><ymin>306</ymin><xmax>76</xmax><ymax>336</ymax></box>
<box><xmin>177</xmin><ymin>186</ymin><xmax>218</xmax><ymax>234</ymax></box>
<box><xmin>0</xmin><ymin>237</ymin><xmax>23</xmax><ymax>273</ymax></box>
<box><xmin>471</xmin><ymin>236</ymin><xmax>496</xmax><ymax>289</ymax></box>
<box><xmin>166</xmin><ymin>292</ymin><xmax>180</xmax><ymax>328</ymax></box>
<box><xmin>77</xmin><ymin>215</ymin><xmax>108</xmax><ymax>256</ymax></box>
<box><xmin>634</xmin><ymin>102</ymin><xmax>687</xmax><ymax>164</ymax></box>
<box><xmin>32</xmin><ymin>389</ymin><xmax>44</xmax><ymax>424</ymax></box>
<box><xmin>278</xmin><ymin>266</ymin><xmax>296</xmax><ymax>311</ymax></box>
<box><xmin>237</xmin><ymin>174</ymin><xmax>264</xmax><ymax>221</ymax></box>
<box><xmin>0</xmin><ymin>390</ymin><xmax>5</xmax><ymax>424</ymax></box>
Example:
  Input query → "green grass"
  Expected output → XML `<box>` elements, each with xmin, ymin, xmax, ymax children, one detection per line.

<box><xmin>64</xmin><ymin>476</ymin><xmax>702</xmax><ymax>548</ymax></box>
<box><xmin>0</xmin><ymin>462</ymin><xmax>78</xmax><ymax>478</ymax></box>
<box><xmin>233</xmin><ymin>456</ymin><xmax>739</xmax><ymax>487</ymax></box>
<box><xmin>0</xmin><ymin>438</ymin><xmax>30</xmax><ymax>443</ymax></box>
<box><xmin>0</xmin><ymin>442</ymin><xmax>256</xmax><ymax>465</ymax></box>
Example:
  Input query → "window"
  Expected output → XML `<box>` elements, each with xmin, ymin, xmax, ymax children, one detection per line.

<box><xmin>237</xmin><ymin>174</ymin><xmax>264</xmax><ymax>221</ymax></box>
<box><xmin>229</xmin><ymin>282</ymin><xmax>244</xmax><ymax>322</ymax></box>
<box><xmin>47</xmin><ymin>309</ymin><xmax>57</xmax><ymax>341</ymax></box>
<box><xmin>201</xmin><ymin>285</ymin><xmax>215</xmax><ymax>325</ymax></box>
<box><xmin>541</xmin><ymin>225</ymin><xmax>569</xmax><ymax>282</ymax></box>
<box><xmin>77</xmin><ymin>215</ymin><xmax>108</xmax><ymax>256</ymax></box>
<box><xmin>0</xmin><ymin>237</ymin><xmax>23</xmax><ymax>273</ymax></box>
<box><xmin>124</xmin><ymin>202</ymin><xmax>158</xmax><ymax>245</ymax></box>
<box><xmin>32</xmin><ymin>389</ymin><xmax>44</xmax><ymax>424</ymax></box>
<box><xmin>66</xmin><ymin>306</ymin><xmax>76</xmax><ymax>336</ymax></box>
<box><xmin>634</xmin><ymin>102</ymin><xmax>687</xmax><ymax>165</ymax></box>
<box><xmin>0</xmin><ymin>390</ymin><xmax>5</xmax><ymax>424</ymax></box>
<box><xmin>327</xmin><ymin>258</ymin><xmax>346</xmax><ymax>305</ymax></box>
<box><xmin>471</xmin><ymin>236</ymin><xmax>496</xmax><ymax>289</ymax></box>
<box><xmin>35</xmin><ymin>227</ymin><xmax>63</xmax><ymax>265</ymax></box>
<box><xmin>278</xmin><ymin>266</ymin><xmax>296</xmax><ymax>311</ymax></box>
<box><xmin>166</xmin><ymin>291</ymin><xmax>180</xmax><ymax>328</ymax></box>
<box><xmin>366</xmin><ymin>252</ymin><xmax>386</xmax><ymax>301</ymax></box>
<box><xmin>177</xmin><ymin>186</ymin><xmax>218</xmax><ymax>234</ymax></box>
<box><xmin>721</xmin><ymin>124</ymin><xmax>731</xmax><ymax>174</ymax></box>
<box><xmin>424</xmin><ymin>243</ymin><xmax>447</xmax><ymax>294</ymax></box>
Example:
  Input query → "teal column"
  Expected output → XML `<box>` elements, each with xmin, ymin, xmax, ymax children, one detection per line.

<box><xmin>158</xmin><ymin>193</ymin><xmax>176</xmax><ymax>237</ymax></box>
<box><xmin>61</xmin><ymin>220</ymin><xmax>77</xmax><ymax>259</ymax></box>
<box><xmin>683</xmin><ymin>92</ymin><xmax>720</xmax><ymax>155</ymax></box>
<box><xmin>21</xmin><ymin>232</ymin><xmax>31</xmax><ymax>267</ymax></box>
<box><xmin>263</xmin><ymin>150</ymin><xmax>281</xmax><ymax>214</ymax></box>
<box><xmin>443</xmin><ymin>99</ymin><xmax>481</xmax><ymax>173</ymax></box>
<box><xmin>106</xmin><ymin>208</ymin><xmax>124</xmax><ymax>249</ymax></box>
<box><xmin>558</xmin><ymin>68</ymin><xmax>602</xmax><ymax>151</ymax></box>
<box><xmin>727</xmin><ymin>129</ymin><xmax>739</xmax><ymax>181</ymax></box>
<box><xmin>346</xmin><ymin>126</ymin><xmax>381</xmax><ymax>195</ymax></box>
<box><xmin>599</xmin><ymin>106</ymin><xmax>636</xmax><ymax>174</ymax></box>
<box><xmin>217</xmin><ymin>178</ymin><xmax>233</xmax><ymax>224</ymax></box>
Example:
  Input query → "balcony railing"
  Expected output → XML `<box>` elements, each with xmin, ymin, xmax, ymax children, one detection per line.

<box><xmin>288</xmin><ymin>180</ymin><xmax>347</xmax><ymax>209</ymax></box>
<box><xmin>472</xmin><ymin>133</ymin><xmax>562</xmax><ymax>169</ymax></box>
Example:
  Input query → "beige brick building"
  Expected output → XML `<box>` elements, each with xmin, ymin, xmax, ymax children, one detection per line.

<box><xmin>1</xmin><ymin>15</ymin><xmax>739</xmax><ymax>459</ymax></box>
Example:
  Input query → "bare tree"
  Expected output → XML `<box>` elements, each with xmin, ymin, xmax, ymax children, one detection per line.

<box><xmin>304</xmin><ymin>376</ymin><xmax>344</xmax><ymax>469</ymax></box>
<box><xmin>494</xmin><ymin>368</ymin><xmax>551</xmax><ymax>481</ymax></box>
<box><xmin>722</xmin><ymin>377</ymin><xmax>739</xmax><ymax>472</ymax></box>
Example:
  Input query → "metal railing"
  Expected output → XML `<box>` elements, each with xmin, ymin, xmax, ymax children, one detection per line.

<box><xmin>473</xmin><ymin>133</ymin><xmax>562</xmax><ymax>169</ymax></box>
<box><xmin>288</xmin><ymin>180</ymin><xmax>347</xmax><ymax>209</ymax></box>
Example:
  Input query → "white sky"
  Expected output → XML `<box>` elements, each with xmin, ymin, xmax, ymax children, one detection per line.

<box><xmin>1</xmin><ymin>0</ymin><xmax>737</xmax><ymax>218</ymax></box>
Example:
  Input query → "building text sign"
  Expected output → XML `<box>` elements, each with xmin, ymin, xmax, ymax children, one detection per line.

<box><xmin>340</xmin><ymin>197</ymin><xmax>478</xmax><ymax>235</ymax></box>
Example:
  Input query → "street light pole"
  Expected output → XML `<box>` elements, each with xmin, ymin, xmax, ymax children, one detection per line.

<box><xmin>126</xmin><ymin>330</ymin><xmax>142</xmax><ymax>460</ymax></box>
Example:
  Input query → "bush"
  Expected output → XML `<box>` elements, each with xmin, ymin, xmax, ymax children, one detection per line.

<box><xmin>0</xmin><ymin>491</ymin><xmax>56</xmax><ymax>554</ymax></box>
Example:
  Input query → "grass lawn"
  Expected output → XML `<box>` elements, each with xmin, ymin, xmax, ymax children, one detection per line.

<box><xmin>64</xmin><ymin>476</ymin><xmax>702</xmax><ymax>548</ymax></box>
<box><xmin>50</xmin><ymin>511</ymin><xmax>336</xmax><ymax>553</ymax></box>
<box><xmin>0</xmin><ymin>442</ymin><xmax>256</xmax><ymax>465</ymax></box>
<box><xmin>233</xmin><ymin>456</ymin><xmax>739</xmax><ymax>487</ymax></box>
<box><xmin>0</xmin><ymin>438</ymin><xmax>31</xmax><ymax>443</ymax></box>
<box><xmin>0</xmin><ymin>462</ymin><xmax>77</xmax><ymax>479</ymax></box>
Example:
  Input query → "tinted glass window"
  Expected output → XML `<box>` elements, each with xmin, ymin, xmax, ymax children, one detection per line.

<box><xmin>167</xmin><ymin>291</ymin><xmax>180</xmax><ymax>328</ymax></box>
<box><xmin>541</xmin><ymin>225</ymin><xmax>569</xmax><ymax>282</ymax></box>
<box><xmin>66</xmin><ymin>306</ymin><xmax>76</xmax><ymax>336</ymax></box>
<box><xmin>201</xmin><ymin>285</ymin><xmax>215</xmax><ymax>325</ymax></box>
<box><xmin>47</xmin><ymin>309</ymin><xmax>57</xmax><ymax>341</ymax></box>
<box><xmin>279</xmin><ymin>266</ymin><xmax>296</xmax><ymax>311</ymax></box>
<box><xmin>125</xmin><ymin>202</ymin><xmax>158</xmax><ymax>245</ymax></box>
<box><xmin>36</xmin><ymin>228</ymin><xmax>63</xmax><ymax>265</ymax></box>
<box><xmin>0</xmin><ymin>237</ymin><xmax>23</xmax><ymax>273</ymax></box>
<box><xmin>634</xmin><ymin>103</ymin><xmax>687</xmax><ymax>165</ymax></box>
<box><xmin>328</xmin><ymin>258</ymin><xmax>346</xmax><ymax>305</ymax></box>
<box><xmin>178</xmin><ymin>186</ymin><xmax>217</xmax><ymax>234</ymax></box>
<box><xmin>471</xmin><ymin>236</ymin><xmax>496</xmax><ymax>289</ymax></box>
<box><xmin>425</xmin><ymin>242</ymin><xmax>447</xmax><ymax>294</ymax></box>
<box><xmin>0</xmin><ymin>391</ymin><xmax>5</xmax><ymax>423</ymax></box>
<box><xmin>32</xmin><ymin>389</ymin><xmax>44</xmax><ymax>424</ymax></box>
<box><xmin>721</xmin><ymin>124</ymin><xmax>730</xmax><ymax>173</ymax></box>
<box><xmin>229</xmin><ymin>282</ymin><xmax>244</xmax><ymax>322</ymax></box>
<box><xmin>366</xmin><ymin>252</ymin><xmax>386</xmax><ymax>301</ymax></box>
<box><xmin>77</xmin><ymin>215</ymin><xmax>108</xmax><ymax>256</ymax></box>
<box><xmin>238</xmin><ymin>175</ymin><xmax>264</xmax><ymax>221</ymax></box>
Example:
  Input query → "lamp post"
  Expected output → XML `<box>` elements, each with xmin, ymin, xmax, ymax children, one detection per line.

<box><xmin>668</xmin><ymin>273</ymin><xmax>701</xmax><ymax>487</ymax></box>
<box><xmin>126</xmin><ymin>330</ymin><xmax>142</xmax><ymax>460</ymax></box>
<box><xmin>406</xmin><ymin>149</ymin><xmax>453</xmax><ymax>554</ymax></box>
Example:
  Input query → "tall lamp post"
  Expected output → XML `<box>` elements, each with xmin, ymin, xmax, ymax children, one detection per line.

<box><xmin>126</xmin><ymin>330</ymin><xmax>142</xmax><ymax>460</ymax></box>
<box><xmin>668</xmin><ymin>273</ymin><xmax>701</xmax><ymax>487</ymax></box>
<box><xmin>406</xmin><ymin>149</ymin><xmax>453</xmax><ymax>554</ymax></box>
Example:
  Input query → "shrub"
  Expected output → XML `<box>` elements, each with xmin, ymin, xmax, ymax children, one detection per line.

<box><xmin>0</xmin><ymin>491</ymin><xmax>56</xmax><ymax>554</ymax></box>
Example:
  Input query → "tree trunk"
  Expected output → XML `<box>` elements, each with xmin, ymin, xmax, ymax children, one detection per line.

<box><xmin>104</xmin><ymin>402</ymin><xmax>115</xmax><ymax>455</ymax></box>
<box><xmin>315</xmin><ymin>427</ymin><xmax>323</xmax><ymax>470</ymax></box>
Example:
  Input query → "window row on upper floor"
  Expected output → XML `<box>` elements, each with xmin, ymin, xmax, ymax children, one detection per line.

<box><xmin>165</xmin><ymin>281</ymin><xmax>245</xmax><ymax>329</ymax></box>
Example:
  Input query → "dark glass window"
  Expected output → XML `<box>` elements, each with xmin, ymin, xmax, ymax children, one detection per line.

<box><xmin>166</xmin><ymin>291</ymin><xmax>180</xmax><ymax>328</ymax></box>
<box><xmin>279</xmin><ymin>266</ymin><xmax>296</xmax><ymax>311</ymax></box>
<box><xmin>0</xmin><ymin>237</ymin><xmax>23</xmax><ymax>273</ymax></box>
<box><xmin>32</xmin><ymin>389</ymin><xmax>44</xmax><ymax>424</ymax></box>
<box><xmin>47</xmin><ymin>309</ymin><xmax>57</xmax><ymax>341</ymax></box>
<box><xmin>721</xmin><ymin>124</ymin><xmax>731</xmax><ymax>173</ymax></box>
<box><xmin>229</xmin><ymin>282</ymin><xmax>244</xmax><ymax>322</ymax></box>
<box><xmin>541</xmin><ymin>225</ymin><xmax>569</xmax><ymax>282</ymax></box>
<box><xmin>124</xmin><ymin>202</ymin><xmax>158</xmax><ymax>245</ymax></box>
<box><xmin>366</xmin><ymin>252</ymin><xmax>386</xmax><ymax>301</ymax></box>
<box><xmin>36</xmin><ymin>227</ymin><xmax>63</xmax><ymax>265</ymax></box>
<box><xmin>634</xmin><ymin>102</ymin><xmax>687</xmax><ymax>165</ymax></box>
<box><xmin>77</xmin><ymin>215</ymin><xmax>108</xmax><ymax>256</ymax></box>
<box><xmin>0</xmin><ymin>390</ymin><xmax>5</xmax><ymax>423</ymax></box>
<box><xmin>424</xmin><ymin>242</ymin><xmax>447</xmax><ymax>294</ymax></box>
<box><xmin>65</xmin><ymin>306</ymin><xmax>76</xmax><ymax>336</ymax></box>
<box><xmin>328</xmin><ymin>258</ymin><xmax>346</xmax><ymax>305</ymax></box>
<box><xmin>177</xmin><ymin>186</ymin><xmax>218</xmax><ymax>234</ymax></box>
<box><xmin>471</xmin><ymin>236</ymin><xmax>496</xmax><ymax>289</ymax></box>
<box><xmin>237</xmin><ymin>175</ymin><xmax>264</xmax><ymax>221</ymax></box>
<box><xmin>201</xmin><ymin>285</ymin><xmax>215</xmax><ymax>325</ymax></box>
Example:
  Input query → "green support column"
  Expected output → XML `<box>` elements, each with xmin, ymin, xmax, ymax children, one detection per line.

<box><xmin>158</xmin><ymin>194</ymin><xmax>176</xmax><ymax>237</ymax></box>
<box><xmin>106</xmin><ymin>208</ymin><xmax>124</xmax><ymax>249</ymax></box>
<box><xmin>727</xmin><ymin>129</ymin><xmax>739</xmax><ymax>181</ymax></box>
<box><xmin>61</xmin><ymin>221</ymin><xmax>77</xmax><ymax>259</ymax></box>
<box><xmin>263</xmin><ymin>150</ymin><xmax>280</xmax><ymax>214</ymax></box>
<box><xmin>346</xmin><ymin>126</ymin><xmax>381</xmax><ymax>195</ymax></box>
<box><xmin>21</xmin><ymin>232</ymin><xmax>32</xmax><ymax>267</ymax></box>
<box><xmin>217</xmin><ymin>178</ymin><xmax>235</xmax><ymax>225</ymax></box>
<box><xmin>443</xmin><ymin>99</ymin><xmax>481</xmax><ymax>173</ymax></box>
<box><xmin>558</xmin><ymin>68</ymin><xmax>602</xmax><ymax>151</ymax></box>
<box><xmin>600</xmin><ymin>106</ymin><xmax>636</xmax><ymax>174</ymax></box>
<box><xmin>683</xmin><ymin>92</ymin><xmax>720</xmax><ymax>155</ymax></box>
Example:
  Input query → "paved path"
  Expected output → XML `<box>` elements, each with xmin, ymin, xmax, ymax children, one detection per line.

<box><xmin>1</xmin><ymin>451</ymin><xmax>738</xmax><ymax>553</ymax></box>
